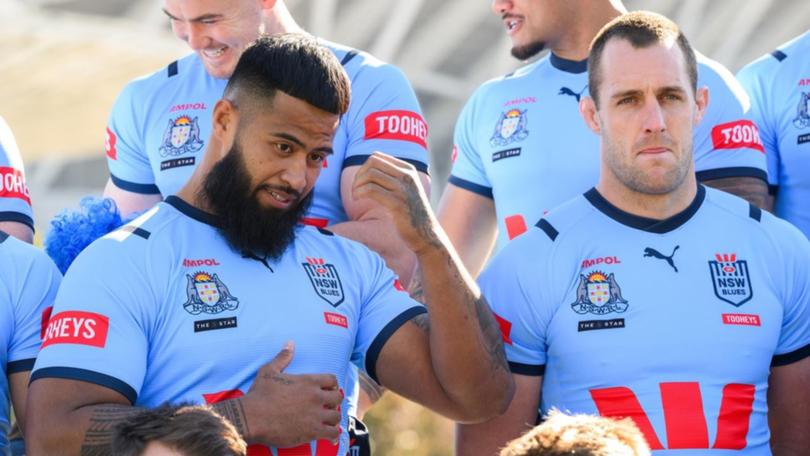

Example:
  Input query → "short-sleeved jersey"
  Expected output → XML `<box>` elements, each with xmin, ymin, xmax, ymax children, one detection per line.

<box><xmin>480</xmin><ymin>186</ymin><xmax>810</xmax><ymax>454</ymax></box>
<box><xmin>0</xmin><ymin>232</ymin><xmax>61</xmax><ymax>453</ymax></box>
<box><xmin>32</xmin><ymin>197</ymin><xmax>424</xmax><ymax>455</ymax></box>
<box><xmin>0</xmin><ymin>117</ymin><xmax>33</xmax><ymax>230</ymax></box>
<box><xmin>737</xmin><ymin>30</ymin><xmax>810</xmax><ymax>239</ymax></box>
<box><xmin>450</xmin><ymin>53</ymin><xmax>767</xmax><ymax>250</ymax></box>
<box><xmin>105</xmin><ymin>41</ymin><xmax>429</xmax><ymax>227</ymax></box>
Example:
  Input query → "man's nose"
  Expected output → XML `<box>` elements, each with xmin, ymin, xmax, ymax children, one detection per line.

<box><xmin>492</xmin><ymin>0</ymin><xmax>512</xmax><ymax>15</ymax></box>
<box><xmin>641</xmin><ymin>100</ymin><xmax>667</xmax><ymax>134</ymax></box>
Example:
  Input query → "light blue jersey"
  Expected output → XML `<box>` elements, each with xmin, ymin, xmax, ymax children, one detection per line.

<box><xmin>0</xmin><ymin>232</ymin><xmax>61</xmax><ymax>454</ymax></box>
<box><xmin>0</xmin><ymin>117</ymin><xmax>33</xmax><ymax>230</ymax></box>
<box><xmin>105</xmin><ymin>42</ymin><xmax>429</xmax><ymax>228</ymax></box>
<box><xmin>450</xmin><ymin>53</ymin><xmax>767</xmax><ymax>250</ymax></box>
<box><xmin>480</xmin><ymin>186</ymin><xmax>810</xmax><ymax>454</ymax></box>
<box><xmin>737</xmin><ymin>30</ymin><xmax>810</xmax><ymax>239</ymax></box>
<box><xmin>32</xmin><ymin>197</ymin><xmax>423</xmax><ymax>455</ymax></box>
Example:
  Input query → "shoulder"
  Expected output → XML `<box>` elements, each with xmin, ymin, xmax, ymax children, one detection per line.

<box><xmin>116</xmin><ymin>54</ymin><xmax>200</xmax><ymax>101</ymax></box>
<box><xmin>702</xmin><ymin>187</ymin><xmax>801</xmax><ymax>244</ymax></box>
<box><xmin>738</xmin><ymin>31</ymin><xmax>810</xmax><ymax>87</ymax></box>
<box><xmin>470</xmin><ymin>57</ymin><xmax>548</xmax><ymax>101</ymax></box>
<box><xmin>696</xmin><ymin>52</ymin><xmax>748</xmax><ymax>102</ymax></box>
<box><xmin>0</xmin><ymin>233</ymin><xmax>56</xmax><ymax>273</ymax></box>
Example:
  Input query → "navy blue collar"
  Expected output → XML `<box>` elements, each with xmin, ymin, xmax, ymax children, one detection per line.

<box><xmin>0</xmin><ymin>231</ymin><xmax>7</xmax><ymax>244</ymax></box>
<box><xmin>549</xmin><ymin>53</ymin><xmax>588</xmax><ymax>74</ymax></box>
<box><xmin>584</xmin><ymin>185</ymin><xmax>706</xmax><ymax>233</ymax></box>
<box><xmin>165</xmin><ymin>195</ymin><xmax>221</xmax><ymax>228</ymax></box>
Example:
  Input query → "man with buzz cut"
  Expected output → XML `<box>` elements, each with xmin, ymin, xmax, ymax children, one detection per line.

<box><xmin>436</xmin><ymin>0</ymin><xmax>768</xmax><ymax>281</ymax></box>
<box><xmin>27</xmin><ymin>34</ymin><xmax>513</xmax><ymax>456</ymax></box>
<box><xmin>456</xmin><ymin>12</ymin><xmax>810</xmax><ymax>455</ymax></box>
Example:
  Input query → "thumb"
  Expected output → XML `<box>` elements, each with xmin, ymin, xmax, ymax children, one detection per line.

<box><xmin>267</xmin><ymin>341</ymin><xmax>295</xmax><ymax>373</ymax></box>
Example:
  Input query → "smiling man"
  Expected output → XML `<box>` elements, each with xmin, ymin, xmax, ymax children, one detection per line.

<box><xmin>27</xmin><ymin>34</ymin><xmax>512</xmax><ymax>456</ymax></box>
<box><xmin>456</xmin><ymin>12</ymin><xmax>810</xmax><ymax>455</ymax></box>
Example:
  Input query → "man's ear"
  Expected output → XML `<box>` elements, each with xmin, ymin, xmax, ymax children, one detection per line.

<box><xmin>212</xmin><ymin>99</ymin><xmax>238</xmax><ymax>156</ymax></box>
<box><xmin>693</xmin><ymin>86</ymin><xmax>709</xmax><ymax>127</ymax></box>
<box><xmin>580</xmin><ymin>96</ymin><xmax>602</xmax><ymax>135</ymax></box>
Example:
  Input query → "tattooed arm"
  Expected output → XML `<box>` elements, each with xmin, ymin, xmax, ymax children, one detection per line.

<box><xmin>352</xmin><ymin>153</ymin><xmax>514</xmax><ymax>423</ymax></box>
<box><xmin>702</xmin><ymin>176</ymin><xmax>770</xmax><ymax>209</ymax></box>
<box><xmin>26</xmin><ymin>344</ymin><xmax>342</xmax><ymax>455</ymax></box>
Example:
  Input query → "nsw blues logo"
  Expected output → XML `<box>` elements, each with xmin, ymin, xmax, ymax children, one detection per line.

<box><xmin>160</xmin><ymin>115</ymin><xmax>205</xmax><ymax>157</ymax></box>
<box><xmin>571</xmin><ymin>271</ymin><xmax>629</xmax><ymax>315</ymax></box>
<box><xmin>183</xmin><ymin>272</ymin><xmax>239</xmax><ymax>315</ymax></box>
<box><xmin>302</xmin><ymin>257</ymin><xmax>344</xmax><ymax>307</ymax></box>
<box><xmin>709</xmin><ymin>253</ymin><xmax>753</xmax><ymax>306</ymax></box>
<box><xmin>794</xmin><ymin>92</ymin><xmax>810</xmax><ymax>129</ymax></box>
<box><xmin>490</xmin><ymin>109</ymin><xmax>529</xmax><ymax>147</ymax></box>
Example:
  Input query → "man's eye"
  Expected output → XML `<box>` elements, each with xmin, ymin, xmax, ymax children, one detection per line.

<box><xmin>275</xmin><ymin>143</ymin><xmax>292</xmax><ymax>153</ymax></box>
<box><xmin>309</xmin><ymin>153</ymin><xmax>325</xmax><ymax>163</ymax></box>
<box><xmin>617</xmin><ymin>97</ymin><xmax>636</xmax><ymax>106</ymax></box>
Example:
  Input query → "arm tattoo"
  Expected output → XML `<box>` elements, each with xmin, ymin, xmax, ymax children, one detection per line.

<box><xmin>212</xmin><ymin>399</ymin><xmax>250</xmax><ymax>440</ymax></box>
<box><xmin>473</xmin><ymin>294</ymin><xmax>510</xmax><ymax>375</ymax></box>
<box><xmin>702</xmin><ymin>176</ymin><xmax>769</xmax><ymax>209</ymax></box>
<box><xmin>410</xmin><ymin>313</ymin><xmax>430</xmax><ymax>333</ymax></box>
<box><xmin>358</xmin><ymin>369</ymin><xmax>387</xmax><ymax>404</ymax></box>
<box><xmin>80</xmin><ymin>406</ymin><xmax>143</xmax><ymax>455</ymax></box>
<box><xmin>400</xmin><ymin>178</ymin><xmax>442</xmax><ymax>252</ymax></box>
<box><xmin>408</xmin><ymin>270</ymin><xmax>426</xmax><ymax>304</ymax></box>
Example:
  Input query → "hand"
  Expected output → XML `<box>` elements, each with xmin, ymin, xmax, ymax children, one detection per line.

<box><xmin>352</xmin><ymin>152</ymin><xmax>441</xmax><ymax>256</ymax></box>
<box><xmin>242</xmin><ymin>342</ymin><xmax>343</xmax><ymax>447</ymax></box>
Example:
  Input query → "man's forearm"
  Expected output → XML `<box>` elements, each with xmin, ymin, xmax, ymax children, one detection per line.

<box><xmin>330</xmin><ymin>218</ymin><xmax>417</xmax><ymax>286</ymax></box>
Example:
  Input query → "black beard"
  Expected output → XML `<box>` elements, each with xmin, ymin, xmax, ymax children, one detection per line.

<box><xmin>201</xmin><ymin>141</ymin><xmax>312</xmax><ymax>261</ymax></box>
<box><xmin>511</xmin><ymin>41</ymin><xmax>546</xmax><ymax>60</ymax></box>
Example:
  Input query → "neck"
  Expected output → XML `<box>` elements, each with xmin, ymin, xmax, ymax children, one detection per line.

<box><xmin>176</xmin><ymin>145</ymin><xmax>219</xmax><ymax>215</ymax></box>
<box><xmin>550</xmin><ymin>0</ymin><xmax>625</xmax><ymax>61</ymax></box>
<box><xmin>263</xmin><ymin>0</ymin><xmax>305</xmax><ymax>35</ymax></box>
<box><xmin>596</xmin><ymin>173</ymin><xmax>698</xmax><ymax>221</ymax></box>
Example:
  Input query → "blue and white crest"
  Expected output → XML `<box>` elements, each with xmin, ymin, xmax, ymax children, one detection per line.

<box><xmin>793</xmin><ymin>92</ymin><xmax>810</xmax><ymax>129</ymax></box>
<box><xmin>490</xmin><ymin>109</ymin><xmax>529</xmax><ymax>147</ymax></box>
<box><xmin>709</xmin><ymin>253</ymin><xmax>753</xmax><ymax>307</ymax></box>
<box><xmin>183</xmin><ymin>271</ymin><xmax>239</xmax><ymax>315</ymax></box>
<box><xmin>159</xmin><ymin>115</ymin><xmax>205</xmax><ymax>157</ymax></box>
<box><xmin>303</xmin><ymin>257</ymin><xmax>345</xmax><ymax>307</ymax></box>
<box><xmin>571</xmin><ymin>271</ymin><xmax>629</xmax><ymax>315</ymax></box>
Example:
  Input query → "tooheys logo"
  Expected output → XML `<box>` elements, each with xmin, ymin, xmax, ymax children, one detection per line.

<box><xmin>711</xmin><ymin>120</ymin><xmax>765</xmax><ymax>153</ymax></box>
<box><xmin>364</xmin><ymin>110</ymin><xmax>428</xmax><ymax>149</ymax></box>
<box><xmin>0</xmin><ymin>167</ymin><xmax>31</xmax><ymax>205</ymax></box>
<box><xmin>41</xmin><ymin>311</ymin><xmax>110</xmax><ymax>349</ymax></box>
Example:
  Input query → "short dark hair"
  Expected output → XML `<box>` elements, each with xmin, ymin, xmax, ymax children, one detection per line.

<box><xmin>224</xmin><ymin>33</ymin><xmax>350</xmax><ymax>116</ymax></box>
<box><xmin>112</xmin><ymin>404</ymin><xmax>247</xmax><ymax>456</ymax></box>
<box><xmin>588</xmin><ymin>11</ymin><xmax>697</xmax><ymax>108</ymax></box>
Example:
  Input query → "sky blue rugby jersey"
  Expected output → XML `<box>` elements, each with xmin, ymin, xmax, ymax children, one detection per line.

<box><xmin>0</xmin><ymin>232</ymin><xmax>61</xmax><ymax>453</ymax></box>
<box><xmin>450</xmin><ymin>53</ymin><xmax>767</xmax><ymax>251</ymax></box>
<box><xmin>105</xmin><ymin>41</ymin><xmax>429</xmax><ymax>227</ymax></box>
<box><xmin>32</xmin><ymin>196</ymin><xmax>424</xmax><ymax>456</ymax></box>
<box><xmin>738</xmin><ymin>30</ymin><xmax>810</xmax><ymax>239</ymax></box>
<box><xmin>0</xmin><ymin>117</ymin><xmax>33</xmax><ymax>230</ymax></box>
<box><xmin>479</xmin><ymin>186</ymin><xmax>810</xmax><ymax>454</ymax></box>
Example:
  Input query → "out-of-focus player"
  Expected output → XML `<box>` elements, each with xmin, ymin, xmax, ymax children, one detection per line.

<box><xmin>0</xmin><ymin>117</ymin><xmax>34</xmax><ymax>244</ymax></box>
<box><xmin>737</xmin><ymin>30</ymin><xmax>810</xmax><ymax>239</ymax></box>
<box><xmin>437</xmin><ymin>0</ymin><xmax>768</xmax><ymax>279</ymax></box>
<box><xmin>456</xmin><ymin>12</ymin><xmax>810</xmax><ymax>455</ymax></box>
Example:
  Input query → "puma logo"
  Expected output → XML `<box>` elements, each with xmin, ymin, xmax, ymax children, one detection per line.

<box><xmin>558</xmin><ymin>85</ymin><xmax>587</xmax><ymax>102</ymax></box>
<box><xmin>643</xmin><ymin>245</ymin><xmax>680</xmax><ymax>272</ymax></box>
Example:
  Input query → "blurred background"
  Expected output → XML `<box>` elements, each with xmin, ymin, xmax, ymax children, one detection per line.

<box><xmin>2</xmin><ymin>0</ymin><xmax>808</xmax><ymax>454</ymax></box>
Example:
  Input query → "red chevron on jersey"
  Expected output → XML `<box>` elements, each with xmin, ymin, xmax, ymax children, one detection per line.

<box><xmin>711</xmin><ymin>120</ymin><xmax>765</xmax><ymax>153</ymax></box>
<box><xmin>364</xmin><ymin>110</ymin><xmax>427</xmax><ymax>148</ymax></box>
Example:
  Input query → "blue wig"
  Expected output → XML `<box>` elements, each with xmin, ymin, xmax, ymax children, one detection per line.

<box><xmin>45</xmin><ymin>197</ymin><xmax>141</xmax><ymax>274</ymax></box>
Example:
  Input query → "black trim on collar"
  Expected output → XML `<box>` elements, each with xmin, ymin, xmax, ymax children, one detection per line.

<box><xmin>535</xmin><ymin>219</ymin><xmax>558</xmax><ymax>241</ymax></box>
<box><xmin>549</xmin><ymin>53</ymin><xmax>588</xmax><ymax>74</ymax></box>
<box><xmin>164</xmin><ymin>196</ymin><xmax>221</xmax><ymax>228</ymax></box>
<box><xmin>748</xmin><ymin>204</ymin><xmax>762</xmax><ymax>222</ymax></box>
<box><xmin>584</xmin><ymin>185</ymin><xmax>706</xmax><ymax>234</ymax></box>
<box><xmin>167</xmin><ymin>60</ymin><xmax>179</xmax><ymax>77</ymax></box>
<box><xmin>770</xmin><ymin>50</ymin><xmax>787</xmax><ymax>62</ymax></box>
<box><xmin>340</xmin><ymin>50</ymin><xmax>359</xmax><ymax>66</ymax></box>
<box><xmin>0</xmin><ymin>230</ymin><xmax>8</xmax><ymax>244</ymax></box>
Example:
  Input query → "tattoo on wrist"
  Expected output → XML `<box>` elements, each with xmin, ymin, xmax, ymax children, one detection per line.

<box><xmin>80</xmin><ymin>406</ymin><xmax>143</xmax><ymax>455</ymax></box>
<box><xmin>400</xmin><ymin>179</ymin><xmax>441</xmax><ymax>251</ymax></box>
<box><xmin>212</xmin><ymin>399</ymin><xmax>250</xmax><ymax>439</ymax></box>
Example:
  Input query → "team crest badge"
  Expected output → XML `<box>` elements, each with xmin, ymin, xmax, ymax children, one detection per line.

<box><xmin>571</xmin><ymin>271</ymin><xmax>629</xmax><ymax>315</ymax></box>
<box><xmin>183</xmin><ymin>272</ymin><xmax>239</xmax><ymax>315</ymax></box>
<box><xmin>793</xmin><ymin>92</ymin><xmax>810</xmax><ymax>129</ymax></box>
<box><xmin>490</xmin><ymin>109</ymin><xmax>529</xmax><ymax>147</ymax></box>
<box><xmin>302</xmin><ymin>257</ymin><xmax>345</xmax><ymax>307</ymax></box>
<box><xmin>708</xmin><ymin>253</ymin><xmax>753</xmax><ymax>306</ymax></box>
<box><xmin>159</xmin><ymin>115</ymin><xmax>205</xmax><ymax>157</ymax></box>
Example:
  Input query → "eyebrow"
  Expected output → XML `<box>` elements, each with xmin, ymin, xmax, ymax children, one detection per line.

<box><xmin>273</xmin><ymin>132</ymin><xmax>334</xmax><ymax>155</ymax></box>
<box><xmin>161</xmin><ymin>8</ymin><xmax>224</xmax><ymax>23</ymax></box>
<box><xmin>611</xmin><ymin>86</ymin><xmax>687</xmax><ymax>100</ymax></box>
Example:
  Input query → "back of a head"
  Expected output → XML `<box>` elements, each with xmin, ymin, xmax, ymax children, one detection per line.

<box><xmin>587</xmin><ymin>11</ymin><xmax>698</xmax><ymax>107</ymax></box>
<box><xmin>224</xmin><ymin>33</ymin><xmax>351</xmax><ymax>117</ymax></box>
<box><xmin>112</xmin><ymin>404</ymin><xmax>247</xmax><ymax>456</ymax></box>
<box><xmin>499</xmin><ymin>410</ymin><xmax>651</xmax><ymax>456</ymax></box>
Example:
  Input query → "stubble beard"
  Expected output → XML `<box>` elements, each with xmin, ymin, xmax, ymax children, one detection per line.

<box><xmin>603</xmin><ymin>134</ymin><xmax>693</xmax><ymax>196</ymax></box>
<box><xmin>511</xmin><ymin>40</ymin><xmax>547</xmax><ymax>60</ymax></box>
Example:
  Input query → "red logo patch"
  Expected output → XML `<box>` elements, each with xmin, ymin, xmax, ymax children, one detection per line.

<box><xmin>581</xmin><ymin>256</ymin><xmax>622</xmax><ymax>269</ymax></box>
<box><xmin>169</xmin><ymin>102</ymin><xmax>208</xmax><ymax>113</ymax></box>
<box><xmin>393</xmin><ymin>279</ymin><xmax>406</xmax><ymax>292</ymax></box>
<box><xmin>451</xmin><ymin>145</ymin><xmax>458</xmax><ymax>163</ymax></box>
<box><xmin>722</xmin><ymin>314</ymin><xmax>761</xmax><ymax>327</ymax></box>
<box><xmin>364</xmin><ymin>110</ymin><xmax>428</xmax><ymax>149</ymax></box>
<box><xmin>324</xmin><ymin>312</ymin><xmax>348</xmax><ymax>329</ymax></box>
<box><xmin>493</xmin><ymin>312</ymin><xmax>513</xmax><ymax>345</ymax></box>
<box><xmin>300</xmin><ymin>217</ymin><xmax>329</xmax><ymax>228</ymax></box>
<box><xmin>105</xmin><ymin>127</ymin><xmax>117</xmax><ymax>160</ymax></box>
<box><xmin>711</xmin><ymin>120</ymin><xmax>764</xmax><ymax>153</ymax></box>
<box><xmin>40</xmin><ymin>306</ymin><xmax>53</xmax><ymax>340</ymax></box>
<box><xmin>41</xmin><ymin>311</ymin><xmax>110</xmax><ymax>349</ymax></box>
<box><xmin>504</xmin><ymin>215</ymin><xmax>528</xmax><ymax>240</ymax></box>
<box><xmin>0</xmin><ymin>167</ymin><xmax>31</xmax><ymax>205</ymax></box>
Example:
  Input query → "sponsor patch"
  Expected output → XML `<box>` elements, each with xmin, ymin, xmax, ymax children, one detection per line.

<box><xmin>41</xmin><ymin>311</ymin><xmax>109</xmax><ymax>348</ymax></box>
<box><xmin>490</xmin><ymin>109</ymin><xmax>529</xmax><ymax>147</ymax></box>
<box><xmin>711</xmin><ymin>120</ymin><xmax>765</xmax><ymax>152</ymax></box>
<box><xmin>503</xmin><ymin>96</ymin><xmax>537</xmax><ymax>107</ymax></box>
<box><xmin>169</xmin><ymin>102</ymin><xmax>208</xmax><ymax>113</ymax></box>
<box><xmin>578</xmin><ymin>318</ymin><xmax>625</xmax><ymax>332</ymax></box>
<box><xmin>504</xmin><ymin>214</ymin><xmax>527</xmax><ymax>240</ymax></box>
<box><xmin>324</xmin><ymin>312</ymin><xmax>348</xmax><ymax>328</ymax></box>
<box><xmin>798</xmin><ymin>133</ymin><xmax>810</xmax><ymax>145</ymax></box>
<box><xmin>364</xmin><ymin>110</ymin><xmax>428</xmax><ymax>148</ymax></box>
<box><xmin>558</xmin><ymin>85</ymin><xmax>587</xmax><ymax>102</ymax></box>
<box><xmin>571</xmin><ymin>271</ymin><xmax>629</xmax><ymax>315</ymax></box>
<box><xmin>493</xmin><ymin>312</ymin><xmax>513</xmax><ymax>345</ymax></box>
<box><xmin>183</xmin><ymin>258</ymin><xmax>220</xmax><ymax>268</ymax></box>
<box><xmin>194</xmin><ymin>317</ymin><xmax>238</xmax><ymax>332</ymax></box>
<box><xmin>300</xmin><ymin>217</ymin><xmax>329</xmax><ymax>228</ymax></box>
<box><xmin>0</xmin><ymin>167</ymin><xmax>31</xmax><ymax>205</ymax></box>
<box><xmin>492</xmin><ymin>147</ymin><xmax>521</xmax><ymax>162</ymax></box>
<box><xmin>183</xmin><ymin>272</ymin><xmax>239</xmax><ymax>315</ymax></box>
<box><xmin>580</xmin><ymin>256</ymin><xmax>621</xmax><ymax>269</ymax></box>
<box><xmin>709</xmin><ymin>253</ymin><xmax>753</xmax><ymax>307</ymax></box>
<box><xmin>160</xmin><ymin>157</ymin><xmax>196</xmax><ymax>171</ymax></box>
<box><xmin>722</xmin><ymin>314</ymin><xmax>761</xmax><ymax>327</ymax></box>
<box><xmin>159</xmin><ymin>116</ymin><xmax>205</xmax><ymax>157</ymax></box>
<box><xmin>303</xmin><ymin>257</ymin><xmax>345</xmax><ymax>307</ymax></box>
<box><xmin>105</xmin><ymin>127</ymin><xmax>117</xmax><ymax>160</ymax></box>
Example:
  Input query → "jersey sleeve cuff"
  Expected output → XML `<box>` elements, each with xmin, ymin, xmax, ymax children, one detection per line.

<box><xmin>771</xmin><ymin>342</ymin><xmax>810</xmax><ymax>367</ymax></box>
<box><xmin>6</xmin><ymin>359</ymin><xmax>36</xmax><ymax>374</ymax></box>
<box><xmin>365</xmin><ymin>306</ymin><xmax>427</xmax><ymax>384</ymax></box>
<box><xmin>110</xmin><ymin>174</ymin><xmax>161</xmax><ymax>195</ymax></box>
<box><xmin>696</xmin><ymin>167</ymin><xmax>768</xmax><ymax>184</ymax></box>
<box><xmin>30</xmin><ymin>367</ymin><xmax>138</xmax><ymax>404</ymax></box>
<box><xmin>508</xmin><ymin>362</ymin><xmax>545</xmax><ymax>376</ymax></box>
<box><xmin>448</xmin><ymin>176</ymin><xmax>493</xmax><ymax>199</ymax></box>
<box><xmin>0</xmin><ymin>211</ymin><xmax>34</xmax><ymax>230</ymax></box>
<box><xmin>342</xmin><ymin>155</ymin><xmax>429</xmax><ymax>174</ymax></box>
